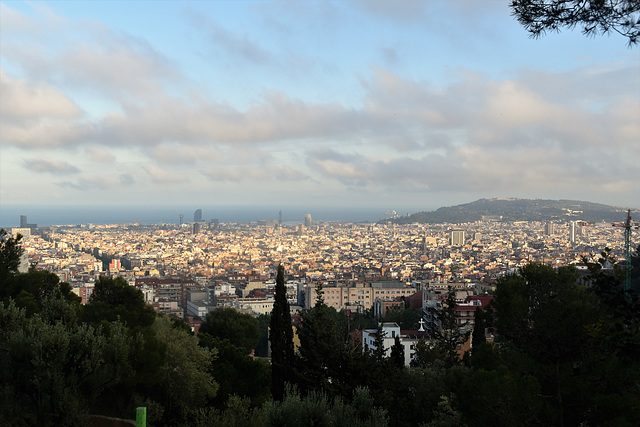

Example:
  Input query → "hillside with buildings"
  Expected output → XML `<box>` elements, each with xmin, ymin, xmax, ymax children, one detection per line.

<box><xmin>391</xmin><ymin>198</ymin><xmax>635</xmax><ymax>224</ymax></box>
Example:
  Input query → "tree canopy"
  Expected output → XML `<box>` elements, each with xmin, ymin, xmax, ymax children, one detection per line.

<box><xmin>511</xmin><ymin>0</ymin><xmax>640</xmax><ymax>46</ymax></box>
<box><xmin>200</xmin><ymin>307</ymin><xmax>260</xmax><ymax>352</ymax></box>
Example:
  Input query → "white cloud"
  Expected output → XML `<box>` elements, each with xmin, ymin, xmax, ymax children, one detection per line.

<box><xmin>86</xmin><ymin>146</ymin><xmax>116</xmax><ymax>163</ymax></box>
<box><xmin>0</xmin><ymin>69</ymin><xmax>81</xmax><ymax>119</ymax></box>
<box><xmin>143</xmin><ymin>164</ymin><xmax>189</xmax><ymax>184</ymax></box>
<box><xmin>58</xmin><ymin>174</ymin><xmax>135</xmax><ymax>190</ymax></box>
<box><xmin>202</xmin><ymin>164</ymin><xmax>307</xmax><ymax>182</ymax></box>
<box><xmin>23</xmin><ymin>158</ymin><xmax>80</xmax><ymax>175</ymax></box>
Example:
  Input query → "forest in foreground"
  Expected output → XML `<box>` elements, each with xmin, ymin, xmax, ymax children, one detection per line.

<box><xmin>1</xmin><ymin>229</ymin><xmax>639</xmax><ymax>426</ymax></box>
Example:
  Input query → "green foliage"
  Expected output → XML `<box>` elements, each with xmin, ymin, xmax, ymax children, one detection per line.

<box><xmin>511</xmin><ymin>0</ymin><xmax>640</xmax><ymax>46</ymax></box>
<box><xmin>424</xmin><ymin>394</ymin><xmax>464</xmax><ymax>427</ymax></box>
<box><xmin>149</xmin><ymin>316</ymin><xmax>218</xmax><ymax>424</ymax></box>
<box><xmin>200</xmin><ymin>307</ymin><xmax>260</xmax><ymax>352</ymax></box>
<box><xmin>255</xmin><ymin>313</ymin><xmax>271</xmax><ymax>357</ymax></box>
<box><xmin>471</xmin><ymin>306</ymin><xmax>486</xmax><ymax>350</ymax></box>
<box><xmin>192</xmin><ymin>395</ymin><xmax>268</xmax><ymax>427</ymax></box>
<box><xmin>0</xmin><ymin>298</ymin><xmax>134</xmax><ymax>426</ymax></box>
<box><xmin>267</xmin><ymin>386</ymin><xmax>389</xmax><ymax>427</ymax></box>
<box><xmin>83</xmin><ymin>276</ymin><xmax>155</xmax><ymax>328</ymax></box>
<box><xmin>348</xmin><ymin>309</ymin><xmax>378</xmax><ymax>331</ymax></box>
<box><xmin>371</xmin><ymin>323</ymin><xmax>387</xmax><ymax>362</ymax></box>
<box><xmin>1</xmin><ymin>264</ymin><xmax>81</xmax><ymax>316</ymax></box>
<box><xmin>487</xmin><ymin>262</ymin><xmax>640</xmax><ymax>425</ymax></box>
<box><xmin>434</xmin><ymin>287</ymin><xmax>468</xmax><ymax>367</ymax></box>
<box><xmin>199</xmin><ymin>335</ymin><xmax>270</xmax><ymax>409</ymax></box>
<box><xmin>270</xmin><ymin>263</ymin><xmax>295</xmax><ymax>401</ymax></box>
<box><xmin>389</xmin><ymin>335</ymin><xmax>405</xmax><ymax>369</ymax></box>
<box><xmin>0</xmin><ymin>228</ymin><xmax>23</xmax><ymax>284</ymax></box>
<box><xmin>297</xmin><ymin>301</ymin><xmax>354</xmax><ymax>398</ymax></box>
<box><xmin>382</xmin><ymin>306</ymin><xmax>421</xmax><ymax>330</ymax></box>
<box><xmin>410</xmin><ymin>340</ymin><xmax>442</xmax><ymax>369</ymax></box>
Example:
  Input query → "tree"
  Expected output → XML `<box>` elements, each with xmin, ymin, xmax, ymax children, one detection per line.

<box><xmin>511</xmin><ymin>0</ymin><xmax>640</xmax><ymax>46</ymax></box>
<box><xmin>0</xmin><ymin>298</ymin><xmax>134</xmax><ymax>426</ymax></box>
<box><xmin>270</xmin><ymin>264</ymin><xmax>295</xmax><ymax>401</ymax></box>
<box><xmin>3</xmin><ymin>268</ymin><xmax>80</xmax><ymax>315</ymax></box>
<box><xmin>372</xmin><ymin>322</ymin><xmax>387</xmax><ymax>362</ymax></box>
<box><xmin>471</xmin><ymin>306</ymin><xmax>486</xmax><ymax>350</ymax></box>
<box><xmin>491</xmin><ymin>262</ymin><xmax>640</xmax><ymax>425</ymax></box>
<box><xmin>200</xmin><ymin>307</ymin><xmax>260</xmax><ymax>353</ymax></box>
<box><xmin>83</xmin><ymin>276</ymin><xmax>155</xmax><ymax>328</ymax></box>
<box><xmin>266</xmin><ymin>387</ymin><xmax>389</xmax><ymax>427</ymax></box>
<box><xmin>0</xmin><ymin>228</ymin><xmax>23</xmax><ymax>284</ymax></box>
<box><xmin>296</xmin><ymin>294</ymin><xmax>355</xmax><ymax>399</ymax></box>
<box><xmin>149</xmin><ymin>316</ymin><xmax>218</xmax><ymax>424</ymax></box>
<box><xmin>198</xmin><ymin>335</ymin><xmax>270</xmax><ymax>409</ymax></box>
<box><xmin>435</xmin><ymin>287</ymin><xmax>468</xmax><ymax>367</ymax></box>
<box><xmin>382</xmin><ymin>306</ymin><xmax>421</xmax><ymax>330</ymax></box>
<box><xmin>389</xmin><ymin>335</ymin><xmax>405</xmax><ymax>368</ymax></box>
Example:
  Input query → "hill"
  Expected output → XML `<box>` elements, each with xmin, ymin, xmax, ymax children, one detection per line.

<box><xmin>389</xmin><ymin>198</ymin><xmax>635</xmax><ymax>224</ymax></box>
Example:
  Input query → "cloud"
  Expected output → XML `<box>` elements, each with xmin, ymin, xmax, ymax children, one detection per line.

<box><xmin>143</xmin><ymin>164</ymin><xmax>189</xmax><ymax>184</ymax></box>
<box><xmin>146</xmin><ymin>144</ymin><xmax>222</xmax><ymax>165</ymax></box>
<box><xmin>186</xmin><ymin>10</ymin><xmax>272</xmax><ymax>65</ymax></box>
<box><xmin>23</xmin><ymin>158</ymin><xmax>80</xmax><ymax>175</ymax></box>
<box><xmin>1</xmin><ymin>5</ymin><xmax>179</xmax><ymax>101</ymax></box>
<box><xmin>58</xmin><ymin>174</ymin><xmax>135</xmax><ymax>190</ymax></box>
<box><xmin>351</xmin><ymin>0</ymin><xmax>429</xmax><ymax>22</ymax></box>
<box><xmin>0</xmin><ymin>69</ymin><xmax>81</xmax><ymax>119</ymax></box>
<box><xmin>202</xmin><ymin>165</ymin><xmax>307</xmax><ymax>182</ymax></box>
<box><xmin>0</xmin><ymin>69</ymin><xmax>91</xmax><ymax>148</ymax></box>
<box><xmin>86</xmin><ymin>146</ymin><xmax>116</xmax><ymax>163</ymax></box>
<box><xmin>1</xmin><ymin>1</ymin><xmax>637</xmax><ymax>207</ymax></box>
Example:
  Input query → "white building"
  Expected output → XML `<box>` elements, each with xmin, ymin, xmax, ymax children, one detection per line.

<box><xmin>362</xmin><ymin>322</ymin><xmax>431</xmax><ymax>366</ymax></box>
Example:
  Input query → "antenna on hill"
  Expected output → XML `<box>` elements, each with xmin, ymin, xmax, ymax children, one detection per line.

<box><xmin>612</xmin><ymin>209</ymin><xmax>639</xmax><ymax>291</ymax></box>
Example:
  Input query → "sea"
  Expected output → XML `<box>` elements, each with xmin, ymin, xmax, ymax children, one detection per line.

<box><xmin>0</xmin><ymin>204</ymin><xmax>425</xmax><ymax>228</ymax></box>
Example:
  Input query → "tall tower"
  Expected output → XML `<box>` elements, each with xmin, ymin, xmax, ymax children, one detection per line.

<box><xmin>279</xmin><ymin>210</ymin><xmax>282</xmax><ymax>226</ymax></box>
<box><xmin>304</xmin><ymin>213</ymin><xmax>312</xmax><ymax>228</ymax></box>
<box><xmin>194</xmin><ymin>209</ymin><xmax>202</xmax><ymax>222</ymax></box>
<box><xmin>544</xmin><ymin>222</ymin><xmax>554</xmax><ymax>236</ymax></box>
<box><xmin>20</xmin><ymin>215</ymin><xmax>27</xmax><ymax>228</ymax></box>
<box><xmin>569</xmin><ymin>221</ymin><xmax>576</xmax><ymax>244</ymax></box>
<box><xmin>450</xmin><ymin>229</ymin><xmax>465</xmax><ymax>246</ymax></box>
<box><xmin>179</xmin><ymin>214</ymin><xmax>184</xmax><ymax>225</ymax></box>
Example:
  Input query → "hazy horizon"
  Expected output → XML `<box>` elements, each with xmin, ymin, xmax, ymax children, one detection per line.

<box><xmin>3</xmin><ymin>195</ymin><xmax>637</xmax><ymax>229</ymax></box>
<box><xmin>0</xmin><ymin>203</ymin><xmax>432</xmax><ymax>228</ymax></box>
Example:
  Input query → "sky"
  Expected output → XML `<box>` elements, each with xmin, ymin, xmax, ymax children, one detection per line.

<box><xmin>1</xmin><ymin>0</ymin><xmax>639</xmax><ymax>217</ymax></box>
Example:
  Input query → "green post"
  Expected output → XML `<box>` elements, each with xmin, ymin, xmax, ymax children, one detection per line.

<box><xmin>136</xmin><ymin>407</ymin><xmax>146</xmax><ymax>427</ymax></box>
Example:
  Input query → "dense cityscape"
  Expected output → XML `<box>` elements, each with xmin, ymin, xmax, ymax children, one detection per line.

<box><xmin>11</xmin><ymin>209</ymin><xmax>633</xmax><ymax>315</ymax></box>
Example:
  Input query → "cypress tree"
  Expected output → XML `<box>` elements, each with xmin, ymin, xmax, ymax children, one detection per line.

<box><xmin>269</xmin><ymin>264</ymin><xmax>294</xmax><ymax>401</ymax></box>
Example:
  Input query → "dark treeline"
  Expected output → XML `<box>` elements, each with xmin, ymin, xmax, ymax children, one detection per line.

<box><xmin>1</xmin><ymin>228</ymin><xmax>639</xmax><ymax>426</ymax></box>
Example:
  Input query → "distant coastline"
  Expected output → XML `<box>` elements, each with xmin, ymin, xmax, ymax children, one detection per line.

<box><xmin>0</xmin><ymin>204</ymin><xmax>420</xmax><ymax>228</ymax></box>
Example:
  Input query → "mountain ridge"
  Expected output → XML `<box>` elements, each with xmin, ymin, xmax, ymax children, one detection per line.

<box><xmin>388</xmin><ymin>198</ymin><xmax>637</xmax><ymax>224</ymax></box>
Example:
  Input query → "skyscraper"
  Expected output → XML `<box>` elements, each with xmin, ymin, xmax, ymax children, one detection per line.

<box><xmin>569</xmin><ymin>221</ymin><xmax>576</xmax><ymax>244</ymax></box>
<box><xmin>544</xmin><ymin>222</ymin><xmax>555</xmax><ymax>236</ymax></box>
<box><xmin>19</xmin><ymin>215</ymin><xmax>37</xmax><ymax>229</ymax></box>
<box><xmin>304</xmin><ymin>214</ymin><xmax>312</xmax><ymax>228</ymax></box>
<box><xmin>194</xmin><ymin>209</ymin><xmax>203</xmax><ymax>222</ymax></box>
<box><xmin>450</xmin><ymin>229</ymin><xmax>465</xmax><ymax>246</ymax></box>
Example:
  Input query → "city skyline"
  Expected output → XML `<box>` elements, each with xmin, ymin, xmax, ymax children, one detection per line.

<box><xmin>1</xmin><ymin>0</ymin><xmax>639</xmax><ymax>211</ymax></box>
